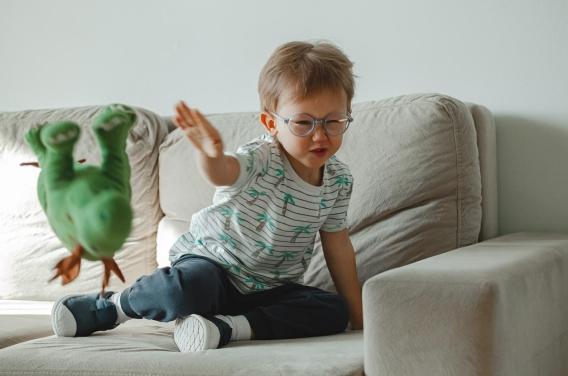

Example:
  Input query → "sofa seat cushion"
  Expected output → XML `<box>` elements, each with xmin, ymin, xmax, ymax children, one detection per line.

<box><xmin>0</xmin><ymin>106</ymin><xmax>168</xmax><ymax>300</ymax></box>
<box><xmin>0</xmin><ymin>319</ymin><xmax>363</xmax><ymax>376</ymax></box>
<box><xmin>0</xmin><ymin>300</ymin><xmax>53</xmax><ymax>348</ymax></box>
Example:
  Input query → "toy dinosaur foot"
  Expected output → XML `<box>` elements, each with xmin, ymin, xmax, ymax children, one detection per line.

<box><xmin>24</xmin><ymin>126</ymin><xmax>47</xmax><ymax>159</ymax></box>
<box><xmin>41</xmin><ymin>121</ymin><xmax>80</xmax><ymax>152</ymax></box>
<box><xmin>49</xmin><ymin>245</ymin><xmax>83</xmax><ymax>285</ymax></box>
<box><xmin>100</xmin><ymin>258</ymin><xmax>125</xmax><ymax>296</ymax></box>
<box><xmin>93</xmin><ymin>104</ymin><xmax>136</xmax><ymax>142</ymax></box>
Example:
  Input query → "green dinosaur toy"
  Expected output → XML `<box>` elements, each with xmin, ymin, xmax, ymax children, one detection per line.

<box><xmin>23</xmin><ymin>104</ymin><xmax>136</xmax><ymax>295</ymax></box>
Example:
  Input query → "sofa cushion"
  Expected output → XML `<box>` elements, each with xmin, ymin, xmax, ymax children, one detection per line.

<box><xmin>0</xmin><ymin>106</ymin><xmax>168</xmax><ymax>300</ymax></box>
<box><xmin>304</xmin><ymin>94</ymin><xmax>483</xmax><ymax>291</ymax></box>
<box><xmin>0</xmin><ymin>300</ymin><xmax>53</xmax><ymax>348</ymax></box>
<box><xmin>158</xmin><ymin>94</ymin><xmax>482</xmax><ymax>292</ymax></box>
<box><xmin>0</xmin><ymin>320</ymin><xmax>364</xmax><ymax>376</ymax></box>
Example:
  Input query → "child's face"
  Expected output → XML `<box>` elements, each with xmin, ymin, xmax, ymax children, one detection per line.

<box><xmin>261</xmin><ymin>87</ymin><xmax>349</xmax><ymax>184</ymax></box>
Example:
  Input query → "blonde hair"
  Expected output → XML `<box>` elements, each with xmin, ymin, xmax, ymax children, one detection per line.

<box><xmin>258</xmin><ymin>41</ymin><xmax>355</xmax><ymax>113</ymax></box>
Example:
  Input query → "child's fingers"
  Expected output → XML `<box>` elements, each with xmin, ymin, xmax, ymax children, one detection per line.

<box><xmin>173</xmin><ymin>102</ymin><xmax>222</xmax><ymax>157</ymax></box>
<box><xmin>193</xmin><ymin>108</ymin><xmax>218</xmax><ymax>136</ymax></box>
<box><xmin>173</xmin><ymin>112</ymin><xmax>192</xmax><ymax>132</ymax></box>
<box><xmin>174</xmin><ymin>103</ymin><xmax>192</xmax><ymax>125</ymax></box>
<box><xmin>173</xmin><ymin>115</ymin><xmax>186</xmax><ymax>130</ymax></box>
<box><xmin>174</xmin><ymin>115</ymin><xmax>204</xmax><ymax>149</ymax></box>
<box><xmin>175</xmin><ymin>101</ymin><xmax>197</xmax><ymax>127</ymax></box>
<box><xmin>173</xmin><ymin>106</ymin><xmax>187</xmax><ymax>129</ymax></box>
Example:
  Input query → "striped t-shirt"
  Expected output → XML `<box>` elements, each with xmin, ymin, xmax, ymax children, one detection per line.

<box><xmin>170</xmin><ymin>134</ymin><xmax>353</xmax><ymax>294</ymax></box>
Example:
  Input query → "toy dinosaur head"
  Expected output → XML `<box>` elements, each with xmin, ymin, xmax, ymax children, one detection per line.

<box><xmin>73</xmin><ymin>190</ymin><xmax>132</xmax><ymax>259</ymax></box>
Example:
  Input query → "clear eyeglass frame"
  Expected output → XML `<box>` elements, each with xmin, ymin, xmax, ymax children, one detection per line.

<box><xmin>270</xmin><ymin>112</ymin><xmax>353</xmax><ymax>137</ymax></box>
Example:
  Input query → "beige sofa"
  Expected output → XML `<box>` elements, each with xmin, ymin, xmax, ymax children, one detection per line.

<box><xmin>1</xmin><ymin>94</ymin><xmax>566</xmax><ymax>376</ymax></box>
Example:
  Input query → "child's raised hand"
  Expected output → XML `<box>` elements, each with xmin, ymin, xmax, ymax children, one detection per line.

<box><xmin>173</xmin><ymin>101</ymin><xmax>224</xmax><ymax>159</ymax></box>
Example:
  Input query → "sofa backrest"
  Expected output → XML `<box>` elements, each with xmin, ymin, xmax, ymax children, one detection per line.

<box><xmin>0</xmin><ymin>106</ymin><xmax>168</xmax><ymax>300</ymax></box>
<box><xmin>158</xmin><ymin>93</ymin><xmax>485</xmax><ymax>293</ymax></box>
<box><xmin>465</xmin><ymin>103</ymin><xmax>498</xmax><ymax>241</ymax></box>
<box><xmin>0</xmin><ymin>93</ymin><xmax>494</xmax><ymax>300</ymax></box>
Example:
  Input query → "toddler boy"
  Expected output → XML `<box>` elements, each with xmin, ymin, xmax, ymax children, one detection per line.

<box><xmin>52</xmin><ymin>40</ymin><xmax>363</xmax><ymax>352</ymax></box>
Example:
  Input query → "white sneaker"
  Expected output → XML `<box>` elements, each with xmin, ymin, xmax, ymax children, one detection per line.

<box><xmin>174</xmin><ymin>314</ymin><xmax>224</xmax><ymax>352</ymax></box>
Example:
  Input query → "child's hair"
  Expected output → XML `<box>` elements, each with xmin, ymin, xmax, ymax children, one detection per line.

<box><xmin>258</xmin><ymin>41</ymin><xmax>355</xmax><ymax>113</ymax></box>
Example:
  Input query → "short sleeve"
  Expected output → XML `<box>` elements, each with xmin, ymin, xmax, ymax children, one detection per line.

<box><xmin>217</xmin><ymin>137</ymin><xmax>271</xmax><ymax>193</ymax></box>
<box><xmin>320</xmin><ymin>170</ymin><xmax>353</xmax><ymax>232</ymax></box>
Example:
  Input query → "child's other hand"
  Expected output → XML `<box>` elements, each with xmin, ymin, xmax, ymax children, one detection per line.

<box><xmin>173</xmin><ymin>101</ymin><xmax>224</xmax><ymax>159</ymax></box>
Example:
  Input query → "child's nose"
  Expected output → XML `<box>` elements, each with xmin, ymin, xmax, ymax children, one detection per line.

<box><xmin>312</xmin><ymin>124</ymin><xmax>327</xmax><ymax>140</ymax></box>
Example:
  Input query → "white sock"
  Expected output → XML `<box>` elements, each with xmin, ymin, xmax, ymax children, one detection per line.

<box><xmin>214</xmin><ymin>314</ymin><xmax>252</xmax><ymax>341</ymax></box>
<box><xmin>109</xmin><ymin>292</ymin><xmax>131</xmax><ymax>325</ymax></box>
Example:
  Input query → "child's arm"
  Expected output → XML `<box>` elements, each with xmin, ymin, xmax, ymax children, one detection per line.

<box><xmin>320</xmin><ymin>229</ymin><xmax>363</xmax><ymax>330</ymax></box>
<box><xmin>174</xmin><ymin>101</ymin><xmax>240</xmax><ymax>186</ymax></box>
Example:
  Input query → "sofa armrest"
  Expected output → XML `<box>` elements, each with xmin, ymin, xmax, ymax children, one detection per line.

<box><xmin>362</xmin><ymin>232</ymin><xmax>568</xmax><ymax>376</ymax></box>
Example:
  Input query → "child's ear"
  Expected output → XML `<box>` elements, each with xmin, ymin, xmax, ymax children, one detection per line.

<box><xmin>260</xmin><ymin>112</ymin><xmax>278</xmax><ymax>136</ymax></box>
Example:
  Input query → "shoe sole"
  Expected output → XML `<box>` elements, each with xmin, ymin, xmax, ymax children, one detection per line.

<box><xmin>51</xmin><ymin>294</ymin><xmax>81</xmax><ymax>337</ymax></box>
<box><xmin>174</xmin><ymin>314</ymin><xmax>220</xmax><ymax>352</ymax></box>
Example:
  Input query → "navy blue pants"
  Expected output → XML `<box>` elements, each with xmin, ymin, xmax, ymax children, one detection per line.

<box><xmin>119</xmin><ymin>255</ymin><xmax>349</xmax><ymax>340</ymax></box>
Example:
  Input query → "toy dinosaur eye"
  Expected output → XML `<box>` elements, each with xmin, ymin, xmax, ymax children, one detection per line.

<box><xmin>66</xmin><ymin>214</ymin><xmax>74</xmax><ymax>224</ymax></box>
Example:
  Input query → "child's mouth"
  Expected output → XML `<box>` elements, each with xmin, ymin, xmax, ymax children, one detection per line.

<box><xmin>310</xmin><ymin>148</ymin><xmax>327</xmax><ymax>157</ymax></box>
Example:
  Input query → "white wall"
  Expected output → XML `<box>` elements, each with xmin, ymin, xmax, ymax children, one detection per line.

<box><xmin>2</xmin><ymin>0</ymin><xmax>567</xmax><ymax>235</ymax></box>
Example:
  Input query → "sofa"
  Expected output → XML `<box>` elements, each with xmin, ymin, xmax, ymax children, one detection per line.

<box><xmin>0</xmin><ymin>93</ymin><xmax>566</xmax><ymax>376</ymax></box>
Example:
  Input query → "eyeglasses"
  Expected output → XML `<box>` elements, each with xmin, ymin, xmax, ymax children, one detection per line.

<box><xmin>270</xmin><ymin>112</ymin><xmax>353</xmax><ymax>137</ymax></box>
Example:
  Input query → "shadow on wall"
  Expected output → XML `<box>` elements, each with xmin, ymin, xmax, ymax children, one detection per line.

<box><xmin>495</xmin><ymin>115</ymin><xmax>568</xmax><ymax>235</ymax></box>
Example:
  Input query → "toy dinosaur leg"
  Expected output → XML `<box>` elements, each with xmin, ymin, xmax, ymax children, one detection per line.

<box><xmin>40</xmin><ymin>121</ymin><xmax>80</xmax><ymax>190</ymax></box>
<box><xmin>50</xmin><ymin>245</ymin><xmax>83</xmax><ymax>285</ymax></box>
<box><xmin>100</xmin><ymin>257</ymin><xmax>126</xmax><ymax>296</ymax></box>
<box><xmin>92</xmin><ymin>104</ymin><xmax>136</xmax><ymax>198</ymax></box>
